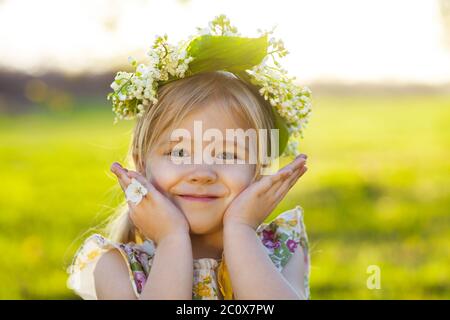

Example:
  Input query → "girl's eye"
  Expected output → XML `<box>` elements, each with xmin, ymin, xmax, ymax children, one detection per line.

<box><xmin>166</xmin><ymin>148</ymin><xmax>189</xmax><ymax>158</ymax></box>
<box><xmin>216</xmin><ymin>151</ymin><xmax>238</xmax><ymax>160</ymax></box>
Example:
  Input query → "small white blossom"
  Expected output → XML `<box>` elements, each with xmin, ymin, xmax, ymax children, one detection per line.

<box><xmin>128</xmin><ymin>56</ymin><xmax>137</xmax><ymax>67</ymax></box>
<box><xmin>118</xmin><ymin>92</ymin><xmax>127</xmax><ymax>101</ymax></box>
<box><xmin>125</xmin><ymin>178</ymin><xmax>148</xmax><ymax>204</ymax></box>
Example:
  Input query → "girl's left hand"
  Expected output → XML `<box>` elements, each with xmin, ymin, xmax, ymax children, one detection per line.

<box><xmin>223</xmin><ymin>154</ymin><xmax>308</xmax><ymax>230</ymax></box>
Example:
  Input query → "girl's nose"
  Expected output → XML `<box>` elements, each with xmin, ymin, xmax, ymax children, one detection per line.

<box><xmin>186</xmin><ymin>167</ymin><xmax>217</xmax><ymax>184</ymax></box>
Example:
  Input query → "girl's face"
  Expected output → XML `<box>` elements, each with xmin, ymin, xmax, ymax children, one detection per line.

<box><xmin>145</xmin><ymin>105</ymin><xmax>256</xmax><ymax>235</ymax></box>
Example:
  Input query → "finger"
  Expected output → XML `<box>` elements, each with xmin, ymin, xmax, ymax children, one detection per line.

<box><xmin>126</xmin><ymin>170</ymin><xmax>155</xmax><ymax>191</ymax></box>
<box><xmin>284</xmin><ymin>162</ymin><xmax>307</xmax><ymax>187</ymax></box>
<box><xmin>274</xmin><ymin>154</ymin><xmax>307</xmax><ymax>187</ymax></box>
<box><xmin>111</xmin><ymin>162</ymin><xmax>132</xmax><ymax>191</ymax></box>
<box><xmin>286</xmin><ymin>154</ymin><xmax>307</xmax><ymax>171</ymax></box>
<box><xmin>268</xmin><ymin>157</ymin><xmax>306</xmax><ymax>190</ymax></box>
<box><xmin>256</xmin><ymin>167</ymin><xmax>293</xmax><ymax>195</ymax></box>
<box><xmin>278</xmin><ymin>165</ymin><xmax>307</xmax><ymax>196</ymax></box>
<box><xmin>269</xmin><ymin>168</ymin><xmax>295</xmax><ymax>192</ymax></box>
<box><xmin>126</xmin><ymin>171</ymin><xmax>160</xmax><ymax>203</ymax></box>
<box><xmin>269</xmin><ymin>166</ymin><xmax>304</xmax><ymax>201</ymax></box>
<box><xmin>274</xmin><ymin>165</ymin><xmax>308</xmax><ymax>199</ymax></box>
<box><xmin>124</xmin><ymin>171</ymin><xmax>153</xmax><ymax>209</ymax></box>
<box><xmin>264</xmin><ymin>156</ymin><xmax>306</xmax><ymax>192</ymax></box>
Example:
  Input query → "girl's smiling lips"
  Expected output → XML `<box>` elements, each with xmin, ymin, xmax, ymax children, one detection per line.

<box><xmin>177</xmin><ymin>194</ymin><xmax>220</xmax><ymax>202</ymax></box>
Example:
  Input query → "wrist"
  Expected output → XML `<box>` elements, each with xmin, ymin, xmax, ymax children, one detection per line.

<box><xmin>223</xmin><ymin>216</ymin><xmax>258</xmax><ymax>231</ymax></box>
<box><xmin>223</xmin><ymin>219</ymin><xmax>256</xmax><ymax>235</ymax></box>
<box><xmin>156</xmin><ymin>230</ymin><xmax>191</xmax><ymax>246</ymax></box>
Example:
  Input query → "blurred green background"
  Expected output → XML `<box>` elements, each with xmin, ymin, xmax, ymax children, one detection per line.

<box><xmin>0</xmin><ymin>93</ymin><xmax>449</xmax><ymax>299</ymax></box>
<box><xmin>1</xmin><ymin>0</ymin><xmax>450</xmax><ymax>299</ymax></box>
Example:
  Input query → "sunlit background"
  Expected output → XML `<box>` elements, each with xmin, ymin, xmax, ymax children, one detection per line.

<box><xmin>0</xmin><ymin>0</ymin><xmax>449</xmax><ymax>299</ymax></box>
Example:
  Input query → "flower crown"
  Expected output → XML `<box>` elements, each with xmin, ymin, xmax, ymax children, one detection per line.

<box><xmin>107</xmin><ymin>14</ymin><xmax>312</xmax><ymax>157</ymax></box>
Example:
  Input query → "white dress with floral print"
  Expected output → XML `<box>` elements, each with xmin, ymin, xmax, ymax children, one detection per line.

<box><xmin>66</xmin><ymin>205</ymin><xmax>311</xmax><ymax>299</ymax></box>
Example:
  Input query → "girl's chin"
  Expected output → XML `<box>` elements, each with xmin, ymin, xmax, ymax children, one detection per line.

<box><xmin>183</xmin><ymin>213</ymin><xmax>224</xmax><ymax>234</ymax></box>
<box><xmin>178</xmin><ymin>202</ymin><xmax>224</xmax><ymax>215</ymax></box>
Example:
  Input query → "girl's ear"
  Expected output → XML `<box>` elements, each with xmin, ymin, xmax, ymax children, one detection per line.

<box><xmin>142</xmin><ymin>163</ymin><xmax>154</xmax><ymax>182</ymax></box>
<box><xmin>132</xmin><ymin>157</ymin><xmax>145</xmax><ymax>176</ymax></box>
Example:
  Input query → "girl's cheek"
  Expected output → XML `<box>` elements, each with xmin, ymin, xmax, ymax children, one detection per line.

<box><xmin>219</xmin><ymin>164</ymin><xmax>255</xmax><ymax>193</ymax></box>
<box><xmin>146</xmin><ymin>158</ymin><xmax>183</xmax><ymax>192</ymax></box>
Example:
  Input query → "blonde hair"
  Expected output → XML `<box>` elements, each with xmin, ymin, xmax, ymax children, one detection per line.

<box><xmin>103</xmin><ymin>71</ymin><xmax>276</xmax><ymax>243</ymax></box>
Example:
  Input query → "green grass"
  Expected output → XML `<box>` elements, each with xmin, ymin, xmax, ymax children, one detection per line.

<box><xmin>0</xmin><ymin>95</ymin><xmax>449</xmax><ymax>299</ymax></box>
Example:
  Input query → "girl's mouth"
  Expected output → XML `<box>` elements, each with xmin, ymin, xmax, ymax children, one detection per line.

<box><xmin>178</xmin><ymin>195</ymin><xmax>219</xmax><ymax>202</ymax></box>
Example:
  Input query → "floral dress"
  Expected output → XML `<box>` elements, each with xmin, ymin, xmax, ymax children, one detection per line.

<box><xmin>66</xmin><ymin>205</ymin><xmax>311</xmax><ymax>300</ymax></box>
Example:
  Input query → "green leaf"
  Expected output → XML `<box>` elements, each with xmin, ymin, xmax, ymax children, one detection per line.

<box><xmin>273</xmin><ymin>108</ymin><xmax>289</xmax><ymax>156</ymax></box>
<box><xmin>186</xmin><ymin>34</ymin><xmax>269</xmax><ymax>75</ymax></box>
<box><xmin>278</xmin><ymin>233</ymin><xmax>289</xmax><ymax>242</ymax></box>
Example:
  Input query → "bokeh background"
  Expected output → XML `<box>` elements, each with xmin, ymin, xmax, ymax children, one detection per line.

<box><xmin>0</xmin><ymin>0</ymin><xmax>449</xmax><ymax>299</ymax></box>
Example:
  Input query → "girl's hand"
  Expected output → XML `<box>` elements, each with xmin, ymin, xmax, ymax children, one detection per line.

<box><xmin>222</xmin><ymin>154</ymin><xmax>308</xmax><ymax>230</ymax></box>
<box><xmin>110</xmin><ymin>162</ymin><xmax>190</xmax><ymax>244</ymax></box>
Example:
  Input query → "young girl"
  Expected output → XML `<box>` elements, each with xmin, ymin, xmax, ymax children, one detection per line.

<box><xmin>66</xmin><ymin>16</ymin><xmax>311</xmax><ymax>300</ymax></box>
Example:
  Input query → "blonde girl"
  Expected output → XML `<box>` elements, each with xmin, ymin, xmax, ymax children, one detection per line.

<box><xmin>67</xmin><ymin>70</ymin><xmax>310</xmax><ymax>300</ymax></box>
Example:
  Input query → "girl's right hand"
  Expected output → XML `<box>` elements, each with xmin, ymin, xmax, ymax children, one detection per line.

<box><xmin>110</xmin><ymin>162</ymin><xmax>190</xmax><ymax>244</ymax></box>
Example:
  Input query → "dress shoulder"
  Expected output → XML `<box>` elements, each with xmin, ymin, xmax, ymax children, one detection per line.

<box><xmin>66</xmin><ymin>233</ymin><xmax>155</xmax><ymax>299</ymax></box>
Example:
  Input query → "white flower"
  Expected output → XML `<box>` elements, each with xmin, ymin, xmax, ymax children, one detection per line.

<box><xmin>118</xmin><ymin>92</ymin><xmax>127</xmax><ymax>101</ymax></box>
<box><xmin>110</xmin><ymin>82</ymin><xmax>120</xmax><ymax>91</ymax></box>
<box><xmin>128</xmin><ymin>56</ymin><xmax>137</xmax><ymax>67</ymax></box>
<box><xmin>125</xmin><ymin>178</ymin><xmax>148</xmax><ymax>204</ymax></box>
<box><xmin>302</xmin><ymin>86</ymin><xmax>312</xmax><ymax>95</ymax></box>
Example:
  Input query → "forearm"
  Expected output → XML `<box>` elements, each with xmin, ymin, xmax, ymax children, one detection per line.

<box><xmin>223</xmin><ymin>223</ymin><xmax>300</xmax><ymax>300</ymax></box>
<box><xmin>139</xmin><ymin>232</ymin><xmax>193</xmax><ymax>299</ymax></box>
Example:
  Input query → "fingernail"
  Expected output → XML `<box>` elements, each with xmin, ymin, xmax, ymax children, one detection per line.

<box><xmin>111</xmin><ymin>162</ymin><xmax>121</xmax><ymax>172</ymax></box>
